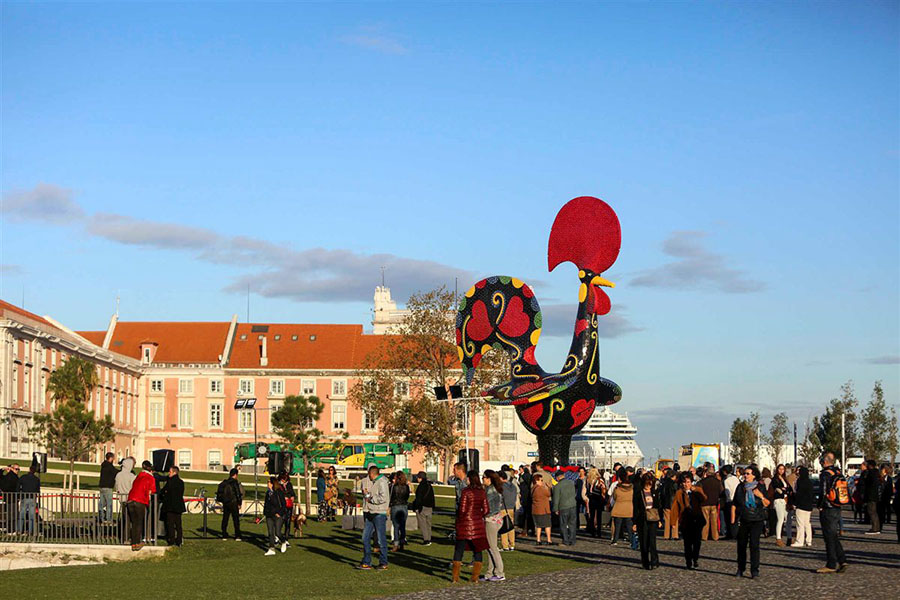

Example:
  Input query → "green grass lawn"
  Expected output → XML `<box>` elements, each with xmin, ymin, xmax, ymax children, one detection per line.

<box><xmin>1</xmin><ymin>513</ymin><xmax>587</xmax><ymax>599</ymax></box>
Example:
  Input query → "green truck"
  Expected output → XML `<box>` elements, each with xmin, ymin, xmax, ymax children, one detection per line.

<box><xmin>233</xmin><ymin>442</ymin><xmax>413</xmax><ymax>475</ymax></box>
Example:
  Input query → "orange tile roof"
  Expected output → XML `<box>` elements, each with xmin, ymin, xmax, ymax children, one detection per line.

<box><xmin>88</xmin><ymin>321</ymin><xmax>232</xmax><ymax>364</ymax></box>
<box><xmin>229</xmin><ymin>323</ymin><xmax>389</xmax><ymax>369</ymax></box>
<box><xmin>0</xmin><ymin>298</ymin><xmax>54</xmax><ymax>328</ymax></box>
<box><xmin>78</xmin><ymin>330</ymin><xmax>106</xmax><ymax>346</ymax></box>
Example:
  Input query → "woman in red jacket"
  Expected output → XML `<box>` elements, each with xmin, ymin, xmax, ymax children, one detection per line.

<box><xmin>452</xmin><ymin>470</ymin><xmax>490</xmax><ymax>584</ymax></box>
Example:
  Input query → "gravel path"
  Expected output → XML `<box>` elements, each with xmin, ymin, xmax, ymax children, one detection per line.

<box><xmin>382</xmin><ymin>517</ymin><xmax>900</xmax><ymax>600</ymax></box>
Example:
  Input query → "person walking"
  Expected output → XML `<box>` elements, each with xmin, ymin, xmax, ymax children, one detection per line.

<box><xmin>278</xmin><ymin>472</ymin><xmax>295</xmax><ymax>543</ymax></box>
<box><xmin>699</xmin><ymin>467</ymin><xmax>723</xmax><ymax>541</ymax></box>
<box><xmin>98</xmin><ymin>452</ymin><xmax>118</xmax><ymax>523</ymax></box>
<box><xmin>863</xmin><ymin>459</ymin><xmax>882</xmax><ymax>534</ymax></box>
<box><xmin>574</xmin><ymin>467</ymin><xmax>587</xmax><ymax>531</ymax></box>
<box><xmin>771</xmin><ymin>464</ymin><xmax>793</xmax><ymax>546</ymax></box>
<box><xmin>316</xmin><ymin>469</ymin><xmax>328</xmax><ymax>522</ymax></box>
<box><xmin>659</xmin><ymin>468</ymin><xmax>677</xmax><ymax>540</ymax></box>
<box><xmin>356</xmin><ymin>465</ymin><xmax>390</xmax><ymax>570</ymax></box>
<box><xmin>127</xmin><ymin>460</ymin><xmax>157</xmax><ymax>551</ymax></box>
<box><xmin>16</xmin><ymin>464</ymin><xmax>40</xmax><ymax>536</ymax></box>
<box><xmin>791</xmin><ymin>466</ymin><xmax>814</xmax><ymax>548</ymax></box>
<box><xmin>732</xmin><ymin>465</ymin><xmax>770</xmax><ymax>579</ymax></box>
<box><xmin>482</xmin><ymin>470</ymin><xmax>506</xmax><ymax>582</ymax></box>
<box><xmin>263</xmin><ymin>477</ymin><xmax>287</xmax><ymax>556</ymax></box>
<box><xmin>499</xmin><ymin>470</ymin><xmax>517</xmax><ymax>551</ymax></box>
<box><xmin>531</xmin><ymin>473</ymin><xmax>552</xmax><ymax>545</ymax></box>
<box><xmin>518</xmin><ymin>465</ymin><xmax>533</xmax><ymax>537</ymax></box>
<box><xmin>632</xmin><ymin>471</ymin><xmax>660</xmax><ymax>570</ymax></box>
<box><xmin>389</xmin><ymin>471</ymin><xmax>410</xmax><ymax>551</ymax></box>
<box><xmin>816</xmin><ymin>452</ymin><xmax>849</xmax><ymax>573</ymax></box>
<box><xmin>451</xmin><ymin>470</ymin><xmax>490</xmax><ymax>584</ymax></box>
<box><xmin>586</xmin><ymin>468</ymin><xmax>606</xmax><ymax>538</ymax></box>
<box><xmin>411</xmin><ymin>471</ymin><xmax>435</xmax><ymax>546</ymax></box>
<box><xmin>609</xmin><ymin>468</ymin><xmax>633</xmax><ymax>547</ymax></box>
<box><xmin>672</xmin><ymin>471</ymin><xmax>706</xmax><ymax>570</ymax></box>
<box><xmin>552</xmin><ymin>470</ymin><xmax>578</xmax><ymax>546</ymax></box>
<box><xmin>878</xmin><ymin>465</ymin><xmax>893</xmax><ymax>529</ymax></box>
<box><xmin>216</xmin><ymin>468</ymin><xmax>243</xmax><ymax>541</ymax></box>
<box><xmin>158</xmin><ymin>465</ymin><xmax>186</xmax><ymax>547</ymax></box>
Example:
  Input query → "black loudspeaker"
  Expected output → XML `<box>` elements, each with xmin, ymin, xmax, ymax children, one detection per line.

<box><xmin>31</xmin><ymin>452</ymin><xmax>47</xmax><ymax>473</ymax></box>
<box><xmin>280</xmin><ymin>452</ymin><xmax>293</xmax><ymax>475</ymax></box>
<box><xmin>267</xmin><ymin>452</ymin><xmax>285</xmax><ymax>475</ymax></box>
<box><xmin>458</xmin><ymin>449</ymin><xmax>480</xmax><ymax>475</ymax></box>
<box><xmin>152</xmin><ymin>449</ymin><xmax>175</xmax><ymax>472</ymax></box>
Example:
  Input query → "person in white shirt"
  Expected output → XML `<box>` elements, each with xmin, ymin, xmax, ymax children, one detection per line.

<box><xmin>722</xmin><ymin>465</ymin><xmax>740</xmax><ymax>540</ymax></box>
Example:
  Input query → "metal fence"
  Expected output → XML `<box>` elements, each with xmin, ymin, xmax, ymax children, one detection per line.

<box><xmin>0</xmin><ymin>491</ymin><xmax>159</xmax><ymax>546</ymax></box>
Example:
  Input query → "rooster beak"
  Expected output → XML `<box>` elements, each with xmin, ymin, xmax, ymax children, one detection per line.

<box><xmin>590</xmin><ymin>276</ymin><xmax>615</xmax><ymax>288</ymax></box>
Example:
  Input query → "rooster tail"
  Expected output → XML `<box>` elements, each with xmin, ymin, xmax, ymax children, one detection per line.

<box><xmin>455</xmin><ymin>275</ymin><xmax>544</xmax><ymax>385</ymax></box>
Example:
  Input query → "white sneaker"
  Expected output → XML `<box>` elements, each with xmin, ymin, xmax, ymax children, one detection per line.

<box><xmin>264</xmin><ymin>548</ymin><xmax>276</xmax><ymax>556</ymax></box>
<box><xmin>280</xmin><ymin>542</ymin><xmax>287</xmax><ymax>553</ymax></box>
<box><xmin>235</xmin><ymin>538</ymin><xmax>242</xmax><ymax>542</ymax></box>
<box><xmin>790</xmin><ymin>542</ymin><xmax>803</xmax><ymax>547</ymax></box>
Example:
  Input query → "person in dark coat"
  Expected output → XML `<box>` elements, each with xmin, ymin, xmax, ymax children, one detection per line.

<box><xmin>410</xmin><ymin>471</ymin><xmax>435</xmax><ymax>545</ymax></box>
<box><xmin>631</xmin><ymin>471</ymin><xmax>660</xmax><ymax>570</ymax></box>
<box><xmin>98</xmin><ymin>453</ymin><xmax>119</xmax><ymax>523</ymax></box>
<box><xmin>672</xmin><ymin>471</ymin><xmax>706</xmax><ymax>569</ymax></box>
<box><xmin>278</xmin><ymin>472</ymin><xmax>296</xmax><ymax>543</ymax></box>
<box><xmin>518</xmin><ymin>466</ymin><xmax>533</xmax><ymax>536</ymax></box>
<box><xmin>791</xmin><ymin>466</ymin><xmax>815</xmax><ymax>547</ymax></box>
<box><xmin>862</xmin><ymin>459</ymin><xmax>882</xmax><ymax>534</ymax></box>
<box><xmin>263</xmin><ymin>477</ymin><xmax>287</xmax><ymax>556</ymax></box>
<box><xmin>451</xmin><ymin>470</ymin><xmax>490</xmax><ymax>583</ymax></box>
<box><xmin>158</xmin><ymin>466</ymin><xmax>186</xmax><ymax>546</ymax></box>
<box><xmin>732</xmin><ymin>465</ymin><xmax>771</xmax><ymax>579</ymax></box>
<box><xmin>1</xmin><ymin>464</ymin><xmax>20</xmax><ymax>532</ymax></box>
<box><xmin>216</xmin><ymin>468</ymin><xmax>243</xmax><ymax>540</ymax></box>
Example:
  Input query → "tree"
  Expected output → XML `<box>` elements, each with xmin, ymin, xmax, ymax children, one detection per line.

<box><xmin>350</xmin><ymin>286</ymin><xmax>507</xmax><ymax>480</ymax></box>
<box><xmin>765</xmin><ymin>412</ymin><xmax>790</xmax><ymax>466</ymax></box>
<box><xmin>30</xmin><ymin>356</ymin><xmax>114</xmax><ymax>509</ymax></box>
<box><xmin>270</xmin><ymin>394</ymin><xmax>336</xmax><ymax>516</ymax></box>
<box><xmin>887</xmin><ymin>406</ymin><xmax>899</xmax><ymax>466</ymax></box>
<box><xmin>730</xmin><ymin>412</ymin><xmax>760</xmax><ymax>464</ymax></box>
<box><xmin>798</xmin><ymin>418</ymin><xmax>822</xmax><ymax>467</ymax></box>
<box><xmin>816</xmin><ymin>380</ymin><xmax>859</xmax><ymax>460</ymax></box>
<box><xmin>859</xmin><ymin>381</ymin><xmax>893</xmax><ymax>461</ymax></box>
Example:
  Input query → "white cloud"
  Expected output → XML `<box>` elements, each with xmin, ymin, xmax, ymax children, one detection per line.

<box><xmin>1</xmin><ymin>183</ymin><xmax>85</xmax><ymax>224</ymax></box>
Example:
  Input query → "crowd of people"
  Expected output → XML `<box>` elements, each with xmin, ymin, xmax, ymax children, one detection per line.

<box><xmin>2</xmin><ymin>450</ymin><xmax>899</xmax><ymax>581</ymax></box>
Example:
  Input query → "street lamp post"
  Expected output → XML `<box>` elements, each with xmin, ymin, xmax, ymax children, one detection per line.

<box><xmin>235</xmin><ymin>398</ymin><xmax>278</xmax><ymax>519</ymax></box>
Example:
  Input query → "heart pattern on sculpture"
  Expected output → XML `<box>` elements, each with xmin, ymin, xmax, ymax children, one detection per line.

<box><xmin>498</xmin><ymin>295</ymin><xmax>530</xmax><ymax>337</ymax></box>
<box><xmin>466</xmin><ymin>300</ymin><xmax>493</xmax><ymax>341</ymax></box>
<box><xmin>570</xmin><ymin>398</ymin><xmax>595</xmax><ymax>430</ymax></box>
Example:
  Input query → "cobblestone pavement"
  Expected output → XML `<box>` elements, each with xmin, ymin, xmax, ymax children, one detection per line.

<box><xmin>383</xmin><ymin>517</ymin><xmax>900</xmax><ymax>600</ymax></box>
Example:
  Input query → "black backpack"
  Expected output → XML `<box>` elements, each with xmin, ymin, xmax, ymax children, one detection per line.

<box><xmin>216</xmin><ymin>479</ymin><xmax>235</xmax><ymax>504</ymax></box>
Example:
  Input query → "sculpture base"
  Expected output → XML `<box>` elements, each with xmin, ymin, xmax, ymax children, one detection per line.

<box><xmin>537</xmin><ymin>434</ymin><xmax>572</xmax><ymax>467</ymax></box>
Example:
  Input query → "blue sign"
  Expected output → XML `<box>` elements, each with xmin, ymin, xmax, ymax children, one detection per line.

<box><xmin>527</xmin><ymin>452</ymin><xmax>539</xmax><ymax>457</ymax></box>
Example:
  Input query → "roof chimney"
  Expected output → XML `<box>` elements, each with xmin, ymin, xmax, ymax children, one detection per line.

<box><xmin>259</xmin><ymin>335</ymin><xmax>268</xmax><ymax>367</ymax></box>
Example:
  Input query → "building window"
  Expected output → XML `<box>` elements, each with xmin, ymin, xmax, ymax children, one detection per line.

<box><xmin>331</xmin><ymin>379</ymin><xmax>347</xmax><ymax>398</ymax></box>
<box><xmin>238</xmin><ymin>410</ymin><xmax>254</xmax><ymax>432</ymax></box>
<box><xmin>395</xmin><ymin>380</ymin><xmax>409</xmax><ymax>399</ymax></box>
<box><xmin>209</xmin><ymin>379</ymin><xmax>223</xmax><ymax>395</ymax></box>
<box><xmin>364</xmin><ymin>409</ymin><xmax>378</xmax><ymax>431</ymax></box>
<box><xmin>269</xmin><ymin>379</ymin><xmax>284</xmax><ymax>396</ymax></box>
<box><xmin>209</xmin><ymin>402</ymin><xmax>223</xmax><ymax>428</ymax></box>
<box><xmin>178</xmin><ymin>450</ymin><xmax>191</xmax><ymax>470</ymax></box>
<box><xmin>239</xmin><ymin>378</ymin><xmax>254</xmax><ymax>396</ymax></box>
<box><xmin>126</xmin><ymin>398</ymin><xmax>132</xmax><ymax>424</ymax></box>
<box><xmin>178</xmin><ymin>402</ymin><xmax>193</xmax><ymax>428</ymax></box>
<box><xmin>51</xmin><ymin>349</ymin><xmax>57</xmax><ymax>368</ymax></box>
<box><xmin>332</xmin><ymin>402</ymin><xmax>346</xmax><ymax>431</ymax></box>
<box><xmin>23</xmin><ymin>368</ymin><xmax>29</xmax><ymax>407</ymax></box>
<box><xmin>143</xmin><ymin>347</ymin><xmax>152</xmax><ymax>363</ymax></box>
<box><xmin>208</xmin><ymin>450</ymin><xmax>222</xmax><ymax>470</ymax></box>
<box><xmin>150</xmin><ymin>379</ymin><xmax>164</xmax><ymax>393</ymax></box>
<box><xmin>301</xmin><ymin>379</ymin><xmax>315</xmax><ymax>395</ymax></box>
<box><xmin>178</xmin><ymin>378</ymin><xmax>194</xmax><ymax>394</ymax></box>
<box><xmin>502</xmin><ymin>407</ymin><xmax>515</xmax><ymax>433</ymax></box>
<box><xmin>269</xmin><ymin>400</ymin><xmax>284</xmax><ymax>430</ymax></box>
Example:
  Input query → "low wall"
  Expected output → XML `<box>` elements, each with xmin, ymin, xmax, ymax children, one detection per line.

<box><xmin>0</xmin><ymin>542</ymin><xmax>166</xmax><ymax>571</ymax></box>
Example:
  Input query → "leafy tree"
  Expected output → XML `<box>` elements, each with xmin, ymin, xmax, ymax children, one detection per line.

<box><xmin>859</xmin><ymin>381</ymin><xmax>893</xmax><ymax>461</ymax></box>
<box><xmin>350</xmin><ymin>286</ymin><xmax>507</xmax><ymax>480</ymax></box>
<box><xmin>887</xmin><ymin>406</ymin><xmax>899</xmax><ymax>466</ymax></box>
<box><xmin>765</xmin><ymin>412</ymin><xmax>790</xmax><ymax>466</ymax></box>
<box><xmin>30</xmin><ymin>356</ymin><xmax>114</xmax><ymax>509</ymax></box>
<box><xmin>798</xmin><ymin>418</ymin><xmax>822</xmax><ymax>467</ymax></box>
<box><xmin>816</xmin><ymin>380</ymin><xmax>859</xmax><ymax>460</ymax></box>
<box><xmin>730</xmin><ymin>412</ymin><xmax>760</xmax><ymax>464</ymax></box>
<box><xmin>270</xmin><ymin>394</ymin><xmax>338</xmax><ymax>515</ymax></box>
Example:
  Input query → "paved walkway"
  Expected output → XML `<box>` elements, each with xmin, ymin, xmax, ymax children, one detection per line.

<box><xmin>383</xmin><ymin>518</ymin><xmax>900</xmax><ymax>600</ymax></box>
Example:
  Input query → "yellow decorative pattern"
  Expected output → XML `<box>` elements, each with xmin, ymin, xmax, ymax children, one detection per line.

<box><xmin>578</xmin><ymin>283</ymin><xmax>587</xmax><ymax>303</ymax></box>
<box><xmin>512</xmin><ymin>278</ymin><xmax>524</xmax><ymax>288</ymax></box>
<box><xmin>465</xmin><ymin>286</ymin><xmax>476</xmax><ymax>298</ymax></box>
<box><xmin>530</xmin><ymin>328</ymin><xmax>541</xmax><ymax>346</ymax></box>
<box><xmin>541</xmin><ymin>398</ymin><xmax>565</xmax><ymax>430</ymax></box>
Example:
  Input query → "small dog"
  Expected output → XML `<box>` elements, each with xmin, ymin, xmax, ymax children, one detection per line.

<box><xmin>291</xmin><ymin>508</ymin><xmax>308</xmax><ymax>537</ymax></box>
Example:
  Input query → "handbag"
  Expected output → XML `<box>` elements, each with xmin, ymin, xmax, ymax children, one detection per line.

<box><xmin>498</xmin><ymin>495</ymin><xmax>514</xmax><ymax>535</ymax></box>
<box><xmin>645</xmin><ymin>508</ymin><xmax>660</xmax><ymax>522</ymax></box>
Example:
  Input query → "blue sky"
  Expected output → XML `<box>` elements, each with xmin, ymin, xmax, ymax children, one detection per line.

<box><xmin>2</xmin><ymin>2</ymin><xmax>898</xmax><ymax>455</ymax></box>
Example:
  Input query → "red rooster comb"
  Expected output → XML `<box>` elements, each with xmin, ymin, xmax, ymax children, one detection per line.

<box><xmin>548</xmin><ymin>196</ymin><xmax>621</xmax><ymax>274</ymax></box>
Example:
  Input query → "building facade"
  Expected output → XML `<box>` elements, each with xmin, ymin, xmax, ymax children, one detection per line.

<box><xmin>0</xmin><ymin>287</ymin><xmax>537</xmax><ymax>472</ymax></box>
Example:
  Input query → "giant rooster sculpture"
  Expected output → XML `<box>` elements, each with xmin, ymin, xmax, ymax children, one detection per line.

<box><xmin>455</xmin><ymin>196</ymin><xmax>623</xmax><ymax>466</ymax></box>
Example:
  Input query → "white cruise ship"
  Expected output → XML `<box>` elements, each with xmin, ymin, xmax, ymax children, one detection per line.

<box><xmin>569</xmin><ymin>406</ymin><xmax>644</xmax><ymax>468</ymax></box>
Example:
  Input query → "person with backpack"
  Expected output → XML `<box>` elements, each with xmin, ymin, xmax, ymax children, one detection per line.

<box><xmin>217</xmin><ymin>468</ymin><xmax>243</xmax><ymax>541</ymax></box>
<box><xmin>586</xmin><ymin>468</ymin><xmax>606</xmax><ymax>538</ymax></box>
<box><xmin>731</xmin><ymin>464</ymin><xmax>770</xmax><ymax>579</ymax></box>
<box><xmin>816</xmin><ymin>452</ymin><xmax>848</xmax><ymax>574</ymax></box>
